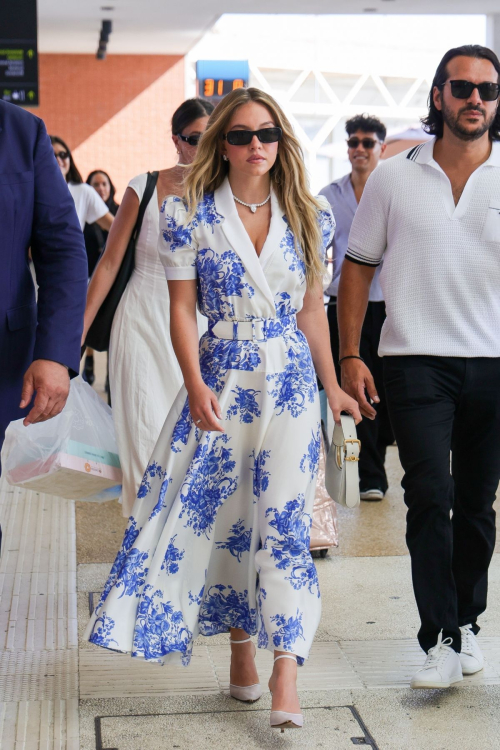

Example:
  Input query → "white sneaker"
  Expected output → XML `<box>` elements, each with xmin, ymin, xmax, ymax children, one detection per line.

<box><xmin>460</xmin><ymin>624</ymin><xmax>484</xmax><ymax>675</ymax></box>
<box><xmin>411</xmin><ymin>635</ymin><xmax>463</xmax><ymax>689</ymax></box>
<box><xmin>359</xmin><ymin>488</ymin><xmax>384</xmax><ymax>501</ymax></box>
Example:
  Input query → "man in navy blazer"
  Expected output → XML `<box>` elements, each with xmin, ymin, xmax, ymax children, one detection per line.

<box><xmin>0</xmin><ymin>100</ymin><xmax>88</xmax><ymax>534</ymax></box>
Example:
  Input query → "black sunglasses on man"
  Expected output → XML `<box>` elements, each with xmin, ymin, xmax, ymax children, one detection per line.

<box><xmin>440</xmin><ymin>79</ymin><xmax>500</xmax><ymax>101</ymax></box>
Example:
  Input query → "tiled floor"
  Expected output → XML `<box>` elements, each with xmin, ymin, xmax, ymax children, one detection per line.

<box><xmin>0</xmin><ymin>483</ymin><xmax>79</xmax><ymax>749</ymax></box>
<box><xmin>1</xmin><ymin>351</ymin><xmax>500</xmax><ymax>749</ymax></box>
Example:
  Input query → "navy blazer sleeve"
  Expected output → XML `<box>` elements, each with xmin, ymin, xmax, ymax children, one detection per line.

<box><xmin>30</xmin><ymin>119</ymin><xmax>88</xmax><ymax>376</ymax></box>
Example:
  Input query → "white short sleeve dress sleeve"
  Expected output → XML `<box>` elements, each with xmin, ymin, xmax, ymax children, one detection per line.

<box><xmin>158</xmin><ymin>196</ymin><xmax>198</xmax><ymax>280</ymax></box>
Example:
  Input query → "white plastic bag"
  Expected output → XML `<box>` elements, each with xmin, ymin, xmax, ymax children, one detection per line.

<box><xmin>1</xmin><ymin>377</ymin><xmax>122</xmax><ymax>501</ymax></box>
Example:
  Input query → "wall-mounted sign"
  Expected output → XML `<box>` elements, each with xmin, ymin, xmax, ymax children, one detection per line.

<box><xmin>196</xmin><ymin>60</ymin><xmax>249</xmax><ymax>103</ymax></box>
<box><xmin>0</xmin><ymin>0</ymin><xmax>39</xmax><ymax>107</ymax></box>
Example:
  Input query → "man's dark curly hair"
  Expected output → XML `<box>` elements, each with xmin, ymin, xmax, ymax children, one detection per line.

<box><xmin>422</xmin><ymin>45</ymin><xmax>500</xmax><ymax>140</ymax></box>
<box><xmin>345</xmin><ymin>114</ymin><xmax>386</xmax><ymax>142</ymax></box>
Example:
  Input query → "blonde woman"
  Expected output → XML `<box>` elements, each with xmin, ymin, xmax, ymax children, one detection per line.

<box><xmin>85</xmin><ymin>88</ymin><xmax>361</xmax><ymax>732</ymax></box>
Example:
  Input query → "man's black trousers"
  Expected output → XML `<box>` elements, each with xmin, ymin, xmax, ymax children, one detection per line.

<box><xmin>383</xmin><ymin>355</ymin><xmax>500</xmax><ymax>653</ymax></box>
<box><xmin>328</xmin><ymin>299</ymin><xmax>394</xmax><ymax>493</ymax></box>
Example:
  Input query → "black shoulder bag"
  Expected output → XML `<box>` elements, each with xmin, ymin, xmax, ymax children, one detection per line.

<box><xmin>85</xmin><ymin>171</ymin><xmax>159</xmax><ymax>352</ymax></box>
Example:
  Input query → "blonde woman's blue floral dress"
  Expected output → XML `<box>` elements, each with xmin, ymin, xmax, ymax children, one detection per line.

<box><xmin>85</xmin><ymin>177</ymin><xmax>335</xmax><ymax>666</ymax></box>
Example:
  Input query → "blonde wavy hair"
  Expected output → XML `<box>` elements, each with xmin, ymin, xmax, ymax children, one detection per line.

<box><xmin>184</xmin><ymin>87</ymin><xmax>325</xmax><ymax>286</ymax></box>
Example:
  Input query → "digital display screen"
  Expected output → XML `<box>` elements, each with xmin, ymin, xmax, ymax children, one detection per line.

<box><xmin>0</xmin><ymin>0</ymin><xmax>39</xmax><ymax>106</ymax></box>
<box><xmin>196</xmin><ymin>61</ymin><xmax>249</xmax><ymax>103</ymax></box>
<box><xmin>201</xmin><ymin>78</ymin><xmax>245</xmax><ymax>99</ymax></box>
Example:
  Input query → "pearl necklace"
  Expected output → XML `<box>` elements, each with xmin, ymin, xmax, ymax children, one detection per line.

<box><xmin>233</xmin><ymin>193</ymin><xmax>271</xmax><ymax>213</ymax></box>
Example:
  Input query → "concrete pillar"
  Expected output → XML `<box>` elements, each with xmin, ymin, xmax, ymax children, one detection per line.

<box><xmin>486</xmin><ymin>15</ymin><xmax>500</xmax><ymax>59</ymax></box>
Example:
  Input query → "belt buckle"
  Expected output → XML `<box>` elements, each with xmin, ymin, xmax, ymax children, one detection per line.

<box><xmin>252</xmin><ymin>318</ymin><xmax>267</xmax><ymax>342</ymax></box>
<box><xmin>344</xmin><ymin>438</ymin><xmax>361</xmax><ymax>462</ymax></box>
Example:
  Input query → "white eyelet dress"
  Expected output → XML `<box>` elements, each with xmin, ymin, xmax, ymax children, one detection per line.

<box><xmin>85</xmin><ymin>177</ymin><xmax>335</xmax><ymax>667</ymax></box>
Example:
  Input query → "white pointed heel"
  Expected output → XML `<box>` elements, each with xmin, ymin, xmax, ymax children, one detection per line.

<box><xmin>229</xmin><ymin>637</ymin><xmax>263</xmax><ymax>703</ymax></box>
<box><xmin>269</xmin><ymin>653</ymin><xmax>303</xmax><ymax>732</ymax></box>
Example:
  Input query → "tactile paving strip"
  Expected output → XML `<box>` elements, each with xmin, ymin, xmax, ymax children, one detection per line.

<box><xmin>0</xmin><ymin>485</ymin><xmax>77</xmax><ymax>652</ymax></box>
<box><xmin>0</xmin><ymin>480</ymin><xmax>80</xmax><ymax>746</ymax></box>
<box><xmin>80</xmin><ymin>646</ymin><xmax>219</xmax><ymax>699</ymax></box>
<box><xmin>0</xmin><ymin>699</ymin><xmax>79</xmax><ymax>750</ymax></box>
<box><xmin>0</xmin><ymin>649</ymin><xmax>78</xmax><ymax>701</ymax></box>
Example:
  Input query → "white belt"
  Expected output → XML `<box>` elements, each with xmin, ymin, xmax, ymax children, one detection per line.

<box><xmin>209</xmin><ymin>315</ymin><xmax>296</xmax><ymax>342</ymax></box>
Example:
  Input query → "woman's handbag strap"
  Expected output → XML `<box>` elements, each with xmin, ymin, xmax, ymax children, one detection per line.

<box><xmin>340</xmin><ymin>414</ymin><xmax>361</xmax><ymax>505</ymax></box>
<box><xmin>133</xmin><ymin>170</ymin><xmax>159</xmax><ymax>240</ymax></box>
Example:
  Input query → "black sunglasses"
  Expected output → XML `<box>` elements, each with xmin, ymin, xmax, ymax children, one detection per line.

<box><xmin>347</xmin><ymin>137</ymin><xmax>380</xmax><ymax>149</ymax></box>
<box><xmin>177</xmin><ymin>133</ymin><xmax>201</xmax><ymax>146</ymax></box>
<box><xmin>223</xmin><ymin>127</ymin><xmax>282</xmax><ymax>146</ymax></box>
<box><xmin>440</xmin><ymin>79</ymin><xmax>500</xmax><ymax>102</ymax></box>
<box><xmin>54</xmin><ymin>150</ymin><xmax>70</xmax><ymax>160</ymax></box>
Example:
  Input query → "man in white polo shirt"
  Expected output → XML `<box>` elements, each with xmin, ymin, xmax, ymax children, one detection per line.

<box><xmin>337</xmin><ymin>45</ymin><xmax>500</xmax><ymax>690</ymax></box>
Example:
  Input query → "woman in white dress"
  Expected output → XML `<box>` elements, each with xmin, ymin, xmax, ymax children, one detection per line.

<box><xmin>85</xmin><ymin>88</ymin><xmax>361</xmax><ymax>733</ymax></box>
<box><xmin>82</xmin><ymin>98</ymin><xmax>214</xmax><ymax>517</ymax></box>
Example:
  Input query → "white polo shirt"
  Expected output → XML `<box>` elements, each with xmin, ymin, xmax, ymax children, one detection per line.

<box><xmin>346</xmin><ymin>138</ymin><xmax>500</xmax><ymax>358</ymax></box>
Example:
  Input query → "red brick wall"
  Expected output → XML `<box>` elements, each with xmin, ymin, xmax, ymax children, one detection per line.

<box><xmin>27</xmin><ymin>54</ymin><xmax>185</xmax><ymax>199</ymax></box>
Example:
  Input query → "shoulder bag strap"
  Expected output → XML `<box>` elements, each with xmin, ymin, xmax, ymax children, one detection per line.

<box><xmin>131</xmin><ymin>170</ymin><xmax>159</xmax><ymax>242</ymax></box>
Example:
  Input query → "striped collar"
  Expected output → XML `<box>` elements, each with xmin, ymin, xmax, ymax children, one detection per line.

<box><xmin>407</xmin><ymin>136</ymin><xmax>500</xmax><ymax>167</ymax></box>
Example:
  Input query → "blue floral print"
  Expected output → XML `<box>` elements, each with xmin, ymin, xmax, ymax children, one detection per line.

<box><xmin>133</xmin><ymin>585</ymin><xmax>193</xmax><ymax>665</ymax></box>
<box><xmin>250</xmin><ymin>449</ymin><xmax>271</xmax><ymax>500</ymax></box>
<box><xmin>216</xmin><ymin>519</ymin><xmax>252</xmax><ymax>562</ymax></box>
<box><xmin>271</xmin><ymin>609</ymin><xmax>305</xmax><ymax>653</ymax></box>
<box><xmin>318</xmin><ymin>207</ymin><xmax>336</xmax><ymax>259</ymax></box>
<box><xmin>300</xmin><ymin>426</ymin><xmax>321</xmax><ymax>480</ymax></box>
<box><xmin>161</xmin><ymin>212</ymin><xmax>193</xmax><ymax>253</ymax></box>
<box><xmin>171</xmin><ymin>400</ymin><xmax>196</xmax><ymax>453</ymax></box>
<box><xmin>192</xmin><ymin>193</ymin><xmax>223</xmax><ymax>233</ymax></box>
<box><xmin>264</xmin><ymin>495</ymin><xmax>319</xmax><ymax>596</ymax></box>
<box><xmin>257</xmin><ymin>587</ymin><xmax>269</xmax><ymax>650</ymax></box>
<box><xmin>138</xmin><ymin>461</ymin><xmax>165</xmax><ymax>499</ymax></box>
<box><xmin>188</xmin><ymin>584</ymin><xmax>205</xmax><ymax>606</ymax></box>
<box><xmin>88</xmin><ymin>613</ymin><xmax>118</xmax><ymax>649</ymax></box>
<box><xmin>200</xmin><ymin>337</ymin><xmax>261</xmax><ymax>385</ymax></box>
<box><xmin>198</xmin><ymin>584</ymin><xmax>257</xmax><ymax>636</ymax></box>
<box><xmin>160</xmin><ymin>194</ymin><xmax>222</xmax><ymax>252</ymax></box>
<box><xmin>137</xmin><ymin>461</ymin><xmax>172</xmax><ymax>521</ymax></box>
<box><xmin>149</xmin><ymin>474</ymin><xmax>172</xmax><ymax>520</ymax></box>
<box><xmin>161</xmin><ymin>535</ymin><xmax>185</xmax><ymax>575</ymax></box>
<box><xmin>114</xmin><ymin>547</ymin><xmax>150</xmax><ymax>598</ymax></box>
<box><xmin>197</xmin><ymin>246</ymin><xmax>255</xmax><ymax>321</ymax></box>
<box><xmin>275</xmin><ymin>291</ymin><xmax>296</xmax><ymax>318</ymax></box>
<box><xmin>226</xmin><ymin>386</ymin><xmax>261</xmax><ymax>423</ymax></box>
<box><xmin>281</xmin><ymin>219</ymin><xmax>306</xmax><ymax>284</ymax></box>
<box><xmin>86</xmin><ymin>185</ymin><xmax>332</xmax><ymax>668</ymax></box>
<box><xmin>266</xmin><ymin>344</ymin><xmax>317</xmax><ymax>418</ymax></box>
<box><xmin>179</xmin><ymin>434</ymin><xmax>238</xmax><ymax>537</ymax></box>
<box><xmin>97</xmin><ymin>518</ymin><xmax>142</xmax><ymax>606</ymax></box>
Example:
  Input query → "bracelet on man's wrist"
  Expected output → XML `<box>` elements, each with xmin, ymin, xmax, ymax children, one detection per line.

<box><xmin>339</xmin><ymin>355</ymin><xmax>365</xmax><ymax>366</ymax></box>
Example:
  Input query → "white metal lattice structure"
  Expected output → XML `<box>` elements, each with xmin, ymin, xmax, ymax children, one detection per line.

<box><xmin>247</xmin><ymin>64</ymin><xmax>433</xmax><ymax>189</ymax></box>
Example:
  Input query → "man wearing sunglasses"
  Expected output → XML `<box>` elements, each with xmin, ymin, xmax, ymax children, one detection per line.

<box><xmin>320</xmin><ymin>114</ymin><xmax>393</xmax><ymax>503</ymax></box>
<box><xmin>338</xmin><ymin>45</ymin><xmax>500</xmax><ymax>690</ymax></box>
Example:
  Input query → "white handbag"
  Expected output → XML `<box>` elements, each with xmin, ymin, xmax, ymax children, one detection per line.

<box><xmin>324</xmin><ymin>414</ymin><xmax>361</xmax><ymax>508</ymax></box>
